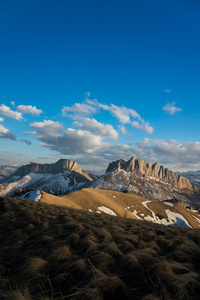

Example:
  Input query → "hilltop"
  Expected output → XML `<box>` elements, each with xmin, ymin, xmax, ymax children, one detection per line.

<box><xmin>0</xmin><ymin>196</ymin><xmax>200</xmax><ymax>300</ymax></box>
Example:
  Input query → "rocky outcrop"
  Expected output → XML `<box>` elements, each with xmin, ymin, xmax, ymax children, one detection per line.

<box><xmin>14</xmin><ymin>159</ymin><xmax>93</xmax><ymax>181</ymax></box>
<box><xmin>106</xmin><ymin>156</ymin><xmax>194</xmax><ymax>190</ymax></box>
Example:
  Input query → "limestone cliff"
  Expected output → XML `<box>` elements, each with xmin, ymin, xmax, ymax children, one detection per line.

<box><xmin>106</xmin><ymin>156</ymin><xmax>193</xmax><ymax>190</ymax></box>
<box><xmin>14</xmin><ymin>159</ymin><xmax>93</xmax><ymax>181</ymax></box>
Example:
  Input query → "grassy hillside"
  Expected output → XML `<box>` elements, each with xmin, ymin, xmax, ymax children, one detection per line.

<box><xmin>40</xmin><ymin>188</ymin><xmax>200</xmax><ymax>228</ymax></box>
<box><xmin>0</xmin><ymin>196</ymin><xmax>200</xmax><ymax>299</ymax></box>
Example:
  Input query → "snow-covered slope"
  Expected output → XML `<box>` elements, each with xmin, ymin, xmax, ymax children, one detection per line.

<box><xmin>0</xmin><ymin>170</ymin><xmax>92</xmax><ymax>196</ymax></box>
<box><xmin>20</xmin><ymin>190</ymin><xmax>42</xmax><ymax>201</ymax></box>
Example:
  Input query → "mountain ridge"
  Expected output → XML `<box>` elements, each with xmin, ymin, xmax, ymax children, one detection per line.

<box><xmin>106</xmin><ymin>156</ymin><xmax>194</xmax><ymax>190</ymax></box>
<box><xmin>14</xmin><ymin>159</ymin><xmax>92</xmax><ymax>181</ymax></box>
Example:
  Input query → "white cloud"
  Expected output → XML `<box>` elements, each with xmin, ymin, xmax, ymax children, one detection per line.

<box><xmin>0</xmin><ymin>104</ymin><xmax>23</xmax><ymax>120</ymax></box>
<box><xmin>0</xmin><ymin>124</ymin><xmax>16</xmax><ymax>140</ymax></box>
<box><xmin>31</xmin><ymin>118</ymin><xmax>200</xmax><ymax>170</ymax></box>
<box><xmin>78</xmin><ymin>118</ymin><xmax>118</xmax><ymax>141</ymax></box>
<box><xmin>62</xmin><ymin>102</ymin><xmax>97</xmax><ymax>118</ymax></box>
<box><xmin>99</xmin><ymin>103</ymin><xmax>154</xmax><ymax>134</ymax></box>
<box><xmin>104</xmin><ymin>104</ymin><xmax>142</xmax><ymax>123</ymax></box>
<box><xmin>30</xmin><ymin>120</ymin><xmax>63</xmax><ymax>137</ymax></box>
<box><xmin>61</xmin><ymin>97</ymin><xmax>153</xmax><ymax>135</ymax></box>
<box><xmin>34</xmin><ymin>127</ymin><xmax>106</xmax><ymax>155</ymax></box>
<box><xmin>11</xmin><ymin>101</ymin><xmax>15</xmax><ymax>106</ymax></box>
<box><xmin>17</xmin><ymin>105</ymin><xmax>43</xmax><ymax>115</ymax></box>
<box><xmin>0</xmin><ymin>117</ymin><xmax>4</xmax><ymax>122</ymax></box>
<box><xmin>143</xmin><ymin>122</ymin><xmax>154</xmax><ymax>134</ymax></box>
<box><xmin>23</xmin><ymin>131</ymin><xmax>37</xmax><ymax>135</ymax></box>
<box><xmin>162</xmin><ymin>102</ymin><xmax>182</xmax><ymax>115</ymax></box>
<box><xmin>133</xmin><ymin>139</ymin><xmax>200</xmax><ymax>170</ymax></box>
<box><xmin>74</xmin><ymin>138</ymin><xmax>200</xmax><ymax>171</ymax></box>
<box><xmin>119</xmin><ymin>125</ymin><xmax>128</xmax><ymax>135</ymax></box>
<box><xmin>164</xmin><ymin>89</ymin><xmax>171</xmax><ymax>93</ymax></box>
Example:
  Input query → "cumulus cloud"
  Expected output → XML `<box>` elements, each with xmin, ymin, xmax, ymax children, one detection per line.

<box><xmin>17</xmin><ymin>105</ymin><xmax>43</xmax><ymax>115</ymax></box>
<box><xmin>10</xmin><ymin>101</ymin><xmax>15</xmax><ymax>106</ymax></box>
<box><xmin>30</xmin><ymin>120</ymin><xmax>63</xmax><ymax>137</ymax></box>
<box><xmin>119</xmin><ymin>125</ymin><xmax>128</xmax><ymax>135</ymax></box>
<box><xmin>61</xmin><ymin>96</ymin><xmax>154</xmax><ymax>135</ymax></box>
<box><xmin>31</xmin><ymin>118</ymin><xmax>200</xmax><ymax>170</ymax></box>
<box><xmin>20</xmin><ymin>139</ymin><xmax>32</xmax><ymax>145</ymax></box>
<box><xmin>77</xmin><ymin>118</ymin><xmax>119</xmax><ymax>141</ymax></box>
<box><xmin>162</xmin><ymin>102</ymin><xmax>182</xmax><ymax>115</ymax></box>
<box><xmin>0</xmin><ymin>124</ymin><xmax>16</xmax><ymax>140</ymax></box>
<box><xmin>62</xmin><ymin>102</ymin><xmax>97</xmax><ymax>119</ymax></box>
<box><xmin>99</xmin><ymin>103</ymin><xmax>154</xmax><ymax>134</ymax></box>
<box><xmin>73</xmin><ymin>138</ymin><xmax>200</xmax><ymax>171</ymax></box>
<box><xmin>0</xmin><ymin>104</ymin><xmax>23</xmax><ymax>120</ymax></box>
<box><xmin>30</xmin><ymin>120</ymin><xmax>106</xmax><ymax>155</ymax></box>
<box><xmin>131</xmin><ymin>139</ymin><xmax>200</xmax><ymax>170</ymax></box>
<box><xmin>100</xmin><ymin>104</ymin><xmax>141</xmax><ymax>123</ymax></box>
<box><xmin>36</xmin><ymin>128</ymin><xmax>106</xmax><ymax>155</ymax></box>
<box><xmin>0</xmin><ymin>117</ymin><xmax>4</xmax><ymax>122</ymax></box>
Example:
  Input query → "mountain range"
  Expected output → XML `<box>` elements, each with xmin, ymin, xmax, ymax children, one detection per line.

<box><xmin>1</xmin><ymin>157</ymin><xmax>200</xmax><ymax>228</ymax></box>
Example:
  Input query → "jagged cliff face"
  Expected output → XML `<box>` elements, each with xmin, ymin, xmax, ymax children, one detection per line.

<box><xmin>89</xmin><ymin>156</ymin><xmax>200</xmax><ymax>205</ymax></box>
<box><xmin>106</xmin><ymin>157</ymin><xmax>193</xmax><ymax>190</ymax></box>
<box><xmin>14</xmin><ymin>159</ymin><xmax>92</xmax><ymax>181</ymax></box>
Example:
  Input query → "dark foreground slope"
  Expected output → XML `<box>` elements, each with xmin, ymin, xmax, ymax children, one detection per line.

<box><xmin>0</xmin><ymin>197</ymin><xmax>200</xmax><ymax>300</ymax></box>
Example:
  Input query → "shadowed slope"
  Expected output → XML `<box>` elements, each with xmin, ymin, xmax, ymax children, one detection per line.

<box><xmin>0</xmin><ymin>196</ymin><xmax>200</xmax><ymax>299</ymax></box>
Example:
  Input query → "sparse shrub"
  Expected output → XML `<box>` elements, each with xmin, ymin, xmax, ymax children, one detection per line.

<box><xmin>17</xmin><ymin>257</ymin><xmax>47</xmax><ymax>282</ymax></box>
<box><xmin>120</xmin><ymin>253</ymin><xmax>140</xmax><ymax>272</ymax></box>
<box><xmin>90</xmin><ymin>251</ymin><xmax>114</xmax><ymax>271</ymax></box>
<box><xmin>50</xmin><ymin>245</ymin><xmax>71</xmax><ymax>262</ymax></box>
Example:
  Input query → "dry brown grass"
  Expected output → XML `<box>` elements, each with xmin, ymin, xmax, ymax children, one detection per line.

<box><xmin>40</xmin><ymin>188</ymin><xmax>200</xmax><ymax>228</ymax></box>
<box><xmin>0</xmin><ymin>196</ymin><xmax>200</xmax><ymax>299</ymax></box>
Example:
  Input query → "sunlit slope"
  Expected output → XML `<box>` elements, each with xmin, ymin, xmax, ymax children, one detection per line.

<box><xmin>40</xmin><ymin>188</ymin><xmax>200</xmax><ymax>228</ymax></box>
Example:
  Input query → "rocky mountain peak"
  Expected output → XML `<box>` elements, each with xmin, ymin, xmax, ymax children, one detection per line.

<box><xmin>14</xmin><ymin>159</ymin><xmax>93</xmax><ymax>181</ymax></box>
<box><xmin>106</xmin><ymin>157</ymin><xmax>194</xmax><ymax>190</ymax></box>
<box><xmin>106</xmin><ymin>159</ymin><xmax>127</xmax><ymax>173</ymax></box>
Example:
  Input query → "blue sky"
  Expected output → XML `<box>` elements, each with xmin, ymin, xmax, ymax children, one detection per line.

<box><xmin>0</xmin><ymin>0</ymin><xmax>200</xmax><ymax>171</ymax></box>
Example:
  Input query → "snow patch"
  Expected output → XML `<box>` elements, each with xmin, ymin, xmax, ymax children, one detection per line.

<box><xmin>20</xmin><ymin>190</ymin><xmax>41</xmax><ymax>201</ymax></box>
<box><xmin>164</xmin><ymin>201</ymin><xmax>174</xmax><ymax>207</ymax></box>
<box><xmin>141</xmin><ymin>201</ymin><xmax>191</xmax><ymax>228</ymax></box>
<box><xmin>165</xmin><ymin>209</ymin><xmax>191</xmax><ymax>228</ymax></box>
<box><xmin>97</xmin><ymin>206</ymin><xmax>117</xmax><ymax>216</ymax></box>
